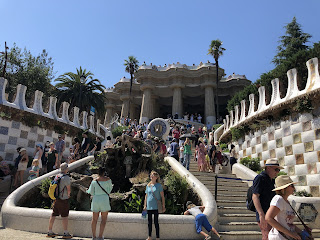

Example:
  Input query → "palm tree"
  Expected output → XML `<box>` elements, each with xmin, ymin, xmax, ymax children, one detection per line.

<box><xmin>124</xmin><ymin>56</ymin><xmax>139</xmax><ymax>119</ymax></box>
<box><xmin>55</xmin><ymin>66</ymin><xmax>106</xmax><ymax>118</ymax></box>
<box><xmin>208</xmin><ymin>39</ymin><xmax>226</xmax><ymax>122</ymax></box>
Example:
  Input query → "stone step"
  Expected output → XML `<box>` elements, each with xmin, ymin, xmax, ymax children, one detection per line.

<box><xmin>215</xmin><ymin>194</ymin><xmax>247</xmax><ymax>201</ymax></box>
<box><xmin>219</xmin><ymin>231</ymin><xmax>262</xmax><ymax>240</ymax></box>
<box><xmin>219</xmin><ymin>213</ymin><xmax>257</xmax><ymax>223</ymax></box>
<box><xmin>192</xmin><ymin>172</ymin><xmax>237</xmax><ymax>178</ymax></box>
<box><xmin>218</xmin><ymin>222</ymin><xmax>260</xmax><ymax>232</ymax></box>
<box><xmin>199</xmin><ymin>179</ymin><xmax>249</xmax><ymax>187</ymax></box>
<box><xmin>216</xmin><ymin>200</ymin><xmax>247</xmax><ymax>207</ymax></box>
<box><xmin>209</xmin><ymin>189</ymin><xmax>247</xmax><ymax>196</ymax></box>
<box><xmin>218</xmin><ymin>206</ymin><xmax>252</xmax><ymax>214</ymax></box>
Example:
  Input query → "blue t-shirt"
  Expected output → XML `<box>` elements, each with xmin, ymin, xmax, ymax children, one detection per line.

<box><xmin>169</xmin><ymin>142</ymin><xmax>179</xmax><ymax>156</ymax></box>
<box><xmin>145</xmin><ymin>183</ymin><xmax>163</xmax><ymax>210</ymax></box>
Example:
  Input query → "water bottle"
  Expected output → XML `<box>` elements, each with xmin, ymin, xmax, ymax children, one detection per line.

<box><xmin>141</xmin><ymin>210</ymin><xmax>147</xmax><ymax>218</ymax></box>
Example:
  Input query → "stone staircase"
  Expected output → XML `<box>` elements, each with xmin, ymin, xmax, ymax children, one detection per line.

<box><xmin>188</xmin><ymin>158</ymin><xmax>320</xmax><ymax>240</ymax></box>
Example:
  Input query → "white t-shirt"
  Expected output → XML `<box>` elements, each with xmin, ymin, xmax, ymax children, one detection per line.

<box><xmin>188</xmin><ymin>206</ymin><xmax>202</xmax><ymax>217</ymax></box>
<box><xmin>268</xmin><ymin>195</ymin><xmax>295</xmax><ymax>240</ymax></box>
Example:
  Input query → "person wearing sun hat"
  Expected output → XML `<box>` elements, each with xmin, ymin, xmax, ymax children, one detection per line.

<box><xmin>265</xmin><ymin>175</ymin><xmax>302</xmax><ymax>240</ymax></box>
<box><xmin>252</xmin><ymin>158</ymin><xmax>284</xmax><ymax>240</ymax></box>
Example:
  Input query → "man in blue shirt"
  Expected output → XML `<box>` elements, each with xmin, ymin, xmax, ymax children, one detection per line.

<box><xmin>169</xmin><ymin>139</ymin><xmax>179</xmax><ymax>161</ymax></box>
<box><xmin>252</xmin><ymin>158</ymin><xmax>283</xmax><ymax>240</ymax></box>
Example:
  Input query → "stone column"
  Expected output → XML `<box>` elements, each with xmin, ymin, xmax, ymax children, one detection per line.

<box><xmin>120</xmin><ymin>95</ymin><xmax>130</xmax><ymax>119</ymax></box>
<box><xmin>104</xmin><ymin>104</ymin><xmax>114</xmax><ymax>125</ymax></box>
<box><xmin>202</xmin><ymin>82</ymin><xmax>216</xmax><ymax>128</ymax></box>
<box><xmin>171</xmin><ymin>83</ymin><xmax>184</xmax><ymax>118</ymax></box>
<box><xmin>130</xmin><ymin>103</ymin><xmax>137</xmax><ymax>120</ymax></box>
<box><xmin>140</xmin><ymin>85</ymin><xmax>153</xmax><ymax>124</ymax></box>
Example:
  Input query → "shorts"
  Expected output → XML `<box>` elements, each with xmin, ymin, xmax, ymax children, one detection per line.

<box><xmin>52</xmin><ymin>199</ymin><xmax>69</xmax><ymax>217</ymax></box>
<box><xmin>57</xmin><ymin>152</ymin><xmax>63</xmax><ymax>162</ymax></box>
<box><xmin>195</xmin><ymin>214</ymin><xmax>212</xmax><ymax>233</ymax></box>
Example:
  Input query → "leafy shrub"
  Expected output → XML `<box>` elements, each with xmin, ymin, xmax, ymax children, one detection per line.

<box><xmin>39</xmin><ymin>177</ymin><xmax>51</xmax><ymax>196</ymax></box>
<box><xmin>278</xmin><ymin>171</ymin><xmax>287</xmax><ymax>176</ymax></box>
<box><xmin>294</xmin><ymin>190</ymin><xmax>312</xmax><ymax>197</ymax></box>
<box><xmin>164</xmin><ymin>170</ymin><xmax>189</xmax><ymax>214</ymax></box>
<box><xmin>212</xmin><ymin>124</ymin><xmax>222</xmax><ymax>131</ymax></box>
<box><xmin>293</xmin><ymin>96</ymin><xmax>314</xmax><ymax>113</ymax></box>
<box><xmin>112</xmin><ymin>126</ymin><xmax>128</xmax><ymax>138</ymax></box>
<box><xmin>240</xmin><ymin>157</ymin><xmax>261</xmax><ymax>172</ymax></box>
<box><xmin>124</xmin><ymin>192</ymin><xmax>143</xmax><ymax>213</ymax></box>
<box><xmin>220</xmin><ymin>143</ymin><xmax>227</xmax><ymax>150</ymax></box>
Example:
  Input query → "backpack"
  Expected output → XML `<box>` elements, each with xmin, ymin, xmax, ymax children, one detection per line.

<box><xmin>246</xmin><ymin>185</ymin><xmax>256</xmax><ymax>212</ymax></box>
<box><xmin>48</xmin><ymin>174</ymin><xmax>65</xmax><ymax>200</ymax></box>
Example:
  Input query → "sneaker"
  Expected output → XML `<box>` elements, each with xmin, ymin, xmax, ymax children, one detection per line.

<box><xmin>62</xmin><ymin>233</ymin><xmax>72</xmax><ymax>239</ymax></box>
<box><xmin>205</xmin><ymin>236</ymin><xmax>211</xmax><ymax>240</ymax></box>
<box><xmin>46</xmin><ymin>232</ymin><xmax>58</xmax><ymax>238</ymax></box>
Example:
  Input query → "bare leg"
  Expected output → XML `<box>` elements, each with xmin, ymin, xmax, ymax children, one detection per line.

<box><xmin>98</xmin><ymin>212</ymin><xmax>108</xmax><ymax>238</ymax></box>
<box><xmin>48</xmin><ymin>216</ymin><xmax>56</xmax><ymax>231</ymax></box>
<box><xmin>211</xmin><ymin>227</ymin><xmax>221</xmax><ymax>238</ymax></box>
<box><xmin>13</xmin><ymin>171</ymin><xmax>19</xmax><ymax>187</ymax></box>
<box><xmin>62</xmin><ymin>217</ymin><xmax>68</xmax><ymax>232</ymax></box>
<box><xmin>19</xmin><ymin>170</ymin><xmax>24</xmax><ymax>186</ymax></box>
<box><xmin>92</xmin><ymin>212</ymin><xmax>99</xmax><ymax>238</ymax></box>
<box><xmin>199</xmin><ymin>231</ymin><xmax>209</xmax><ymax>238</ymax></box>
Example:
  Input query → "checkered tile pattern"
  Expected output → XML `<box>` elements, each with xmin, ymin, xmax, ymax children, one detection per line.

<box><xmin>0</xmin><ymin>118</ymin><xmax>72</xmax><ymax>161</ymax></box>
<box><xmin>236</xmin><ymin>112</ymin><xmax>320</xmax><ymax>197</ymax></box>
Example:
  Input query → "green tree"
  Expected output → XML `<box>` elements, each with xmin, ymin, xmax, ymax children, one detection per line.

<box><xmin>227</xmin><ymin>17</ymin><xmax>315</xmax><ymax>112</ymax></box>
<box><xmin>273</xmin><ymin>17</ymin><xmax>311</xmax><ymax>66</ymax></box>
<box><xmin>124</xmin><ymin>56</ymin><xmax>139</xmax><ymax>118</ymax></box>
<box><xmin>208</xmin><ymin>39</ymin><xmax>226</xmax><ymax>121</ymax></box>
<box><xmin>55</xmin><ymin>66</ymin><xmax>106</xmax><ymax>118</ymax></box>
<box><xmin>0</xmin><ymin>43</ymin><xmax>55</xmax><ymax>103</ymax></box>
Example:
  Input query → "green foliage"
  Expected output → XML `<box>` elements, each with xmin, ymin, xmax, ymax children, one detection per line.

<box><xmin>294</xmin><ymin>190</ymin><xmax>312</xmax><ymax>197</ymax></box>
<box><xmin>278</xmin><ymin>171</ymin><xmax>287</xmax><ymax>176</ymax></box>
<box><xmin>227</xmin><ymin>17</ymin><xmax>316</xmax><ymax>112</ymax></box>
<box><xmin>230</xmin><ymin>125</ymin><xmax>249</xmax><ymax>142</ymax></box>
<box><xmin>293</xmin><ymin>96</ymin><xmax>314</xmax><ymax>113</ymax></box>
<box><xmin>240</xmin><ymin>157</ymin><xmax>261</xmax><ymax>172</ymax></box>
<box><xmin>55</xmin><ymin>66</ymin><xmax>106</xmax><ymax>119</ymax></box>
<box><xmin>124</xmin><ymin>192</ymin><xmax>143</xmax><ymax>213</ymax></box>
<box><xmin>112</xmin><ymin>125</ymin><xmax>128</xmax><ymax>138</ymax></box>
<box><xmin>220</xmin><ymin>143</ymin><xmax>227</xmax><ymax>150</ymax></box>
<box><xmin>39</xmin><ymin>177</ymin><xmax>51</xmax><ymax>196</ymax></box>
<box><xmin>212</xmin><ymin>124</ymin><xmax>222</xmax><ymax>131</ymax></box>
<box><xmin>0</xmin><ymin>43</ymin><xmax>55</xmax><ymax>103</ymax></box>
<box><xmin>164</xmin><ymin>170</ymin><xmax>189</xmax><ymax>214</ymax></box>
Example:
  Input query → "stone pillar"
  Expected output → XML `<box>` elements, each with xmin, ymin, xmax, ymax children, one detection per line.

<box><xmin>120</xmin><ymin>95</ymin><xmax>130</xmax><ymax>119</ymax></box>
<box><xmin>130</xmin><ymin>103</ymin><xmax>137</xmax><ymax>120</ymax></box>
<box><xmin>202</xmin><ymin>82</ymin><xmax>216</xmax><ymax>128</ymax></box>
<box><xmin>171</xmin><ymin>83</ymin><xmax>184</xmax><ymax>118</ymax></box>
<box><xmin>140</xmin><ymin>85</ymin><xmax>153</xmax><ymax>124</ymax></box>
<box><xmin>104</xmin><ymin>104</ymin><xmax>114</xmax><ymax>125</ymax></box>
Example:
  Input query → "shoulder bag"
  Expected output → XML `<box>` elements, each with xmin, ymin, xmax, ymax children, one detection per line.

<box><xmin>96</xmin><ymin>180</ymin><xmax>109</xmax><ymax>196</ymax></box>
<box><xmin>150</xmin><ymin>185</ymin><xmax>164</xmax><ymax>213</ymax></box>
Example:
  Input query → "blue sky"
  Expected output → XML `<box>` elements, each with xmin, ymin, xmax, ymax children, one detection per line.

<box><xmin>1</xmin><ymin>0</ymin><xmax>319</xmax><ymax>88</ymax></box>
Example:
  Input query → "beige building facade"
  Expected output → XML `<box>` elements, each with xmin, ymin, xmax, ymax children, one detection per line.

<box><xmin>104</xmin><ymin>61</ymin><xmax>250</xmax><ymax>128</ymax></box>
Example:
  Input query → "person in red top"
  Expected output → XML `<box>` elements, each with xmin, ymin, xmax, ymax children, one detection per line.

<box><xmin>172</xmin><ymin>126</ymin><xmax>180</xmax><ymax>140</ymax></box>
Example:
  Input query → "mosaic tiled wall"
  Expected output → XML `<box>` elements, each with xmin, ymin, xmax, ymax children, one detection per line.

<box><xmin>236</xmin><ymin>112</ymin><xmax>320</xmax><ymax>197</ymax></box>
<box><xmin>0</xmin><ymin>117</ymin><xmax>73</xmax><ymax>161</ymax></box>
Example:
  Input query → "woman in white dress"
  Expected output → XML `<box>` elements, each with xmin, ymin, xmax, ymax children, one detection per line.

<box><xmin>265</xmin><ymin>175</ymin><xmax>302</xmax><ymax>240</ymax></box>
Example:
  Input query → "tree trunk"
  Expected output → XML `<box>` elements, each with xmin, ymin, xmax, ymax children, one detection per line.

<box><xmin>216</xmin><ymin>60</ymin><xmax>219</xmax><ymax>122</ymax></box>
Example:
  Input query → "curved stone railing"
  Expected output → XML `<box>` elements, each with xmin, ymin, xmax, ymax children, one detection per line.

<box><xmin>1</xmin><ymin>156</ymin><xmax>216</xmax><ymax>239</ymax></box>
<box><xmin>219</xmin><ymin>57</ymin><xmax>320</xmax><ymax>140</ymax></box>
<box><xmin>0</xmin><ymin>77</ymin><xmax>109</xmax><ymax>138</ymax></box>
<box><xmin>232</xmin><ymin>163</ymin><xmax>320</xmax><ymax>229</ymax></box>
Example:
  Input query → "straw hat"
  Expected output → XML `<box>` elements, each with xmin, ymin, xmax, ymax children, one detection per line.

<box><xmin>273</xmin><ymin>175</ymin><xmax>298</xmax><ymax>191</ymax></box>
<box><xmin>198</xmin><ymin>137</ymin><xmax>204</xmax><ymax>143</ymax></box>
<box><xmin>264</xmin><ymin>158</ymin><xmax>284</xmax><ymax>169</ymax></box>
<box><xmin>19</xmin><ymin>148</ymin><xmax>26</xmax><ymax>153</ymax></box>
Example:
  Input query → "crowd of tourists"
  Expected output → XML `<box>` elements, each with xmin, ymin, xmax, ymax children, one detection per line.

<box><xmin>1</xmin><ymin>131</ymin><xmax>105</xmax><ymax>188</ymax></box>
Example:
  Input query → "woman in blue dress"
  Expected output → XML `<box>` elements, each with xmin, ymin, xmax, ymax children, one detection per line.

<box><xmin>87</xmin><ymin>167</ymin><xmax>113</xmax><ymax>240</ymax></box>
<box><xmin>144</xmin><ymin>171</ymin><xmax>166</xmax><ymax>240</ymax></box>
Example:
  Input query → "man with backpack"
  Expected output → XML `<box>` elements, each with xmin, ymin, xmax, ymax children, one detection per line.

<box><xmin>47</xmin><ymin>163</ymin><xmax>72</xmax><ymax>239</ymax></box>
<box><xmin>251</xmin><ymin>158</ymin><xmax>283</xmax><ymax>240</ymax></box>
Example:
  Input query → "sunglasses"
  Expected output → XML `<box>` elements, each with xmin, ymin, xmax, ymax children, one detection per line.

<box><xmin>274</xmin><ymin>168</ymin><xmax>281</xmax><ymax>172</ymax></box>
<box><xmin>289</xmin><ymin>184</ymin><xmax>295</xmax><ymax>188</ymax></box>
